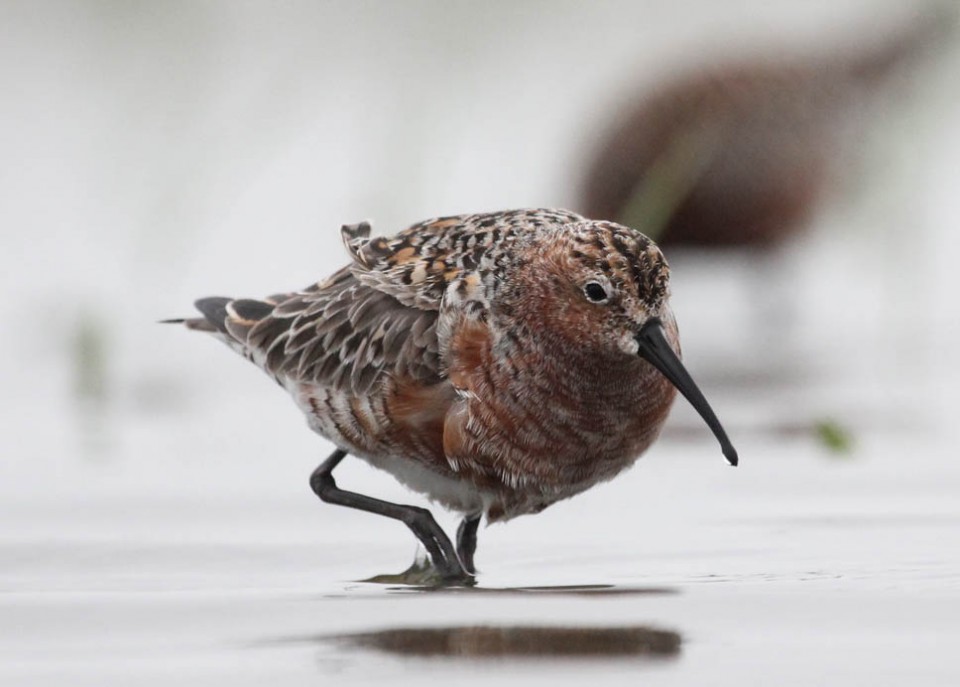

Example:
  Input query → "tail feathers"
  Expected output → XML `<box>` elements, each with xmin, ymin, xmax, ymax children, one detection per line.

<box><xmin>158</xmin><ymin>315</ymin><xmax>217</xmax><ymax>332</ymax></box>
<box><xmin>228</xmin><ymin>298</ymin><xmax>275</xmax><ymax>322</ymax></box>
<box><xmin>164</xmin><ymin>295</ymin><xmax>283</xmax><ymax>342</ymax></box>
<box><xmin>194</xmin><ymin>297</ymin><xmax>233</xmax><ymax>334</ymax></box>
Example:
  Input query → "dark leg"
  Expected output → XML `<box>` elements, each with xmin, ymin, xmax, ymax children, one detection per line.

<box><xmin>309</xmin><ymin>449</ymin><xmax>470</xmax><ymax>583</ymax></box>
<box><xmin>456</xmin><ymin>513</ymin><xmax>482</xmax><ymax>574</ymax></box>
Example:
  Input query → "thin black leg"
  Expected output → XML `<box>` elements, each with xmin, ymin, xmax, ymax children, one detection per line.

<box><xmin>456</xmin><ymin>513</ymin><xmax>482</xmax><ymax>574</ymax></box>
<box><xmin>309</xmin><ymin>449</ymin><xmax>470</xmax><ymax>582</ymax></box>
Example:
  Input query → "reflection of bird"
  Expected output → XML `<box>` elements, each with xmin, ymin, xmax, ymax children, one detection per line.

<box><xmin>169</xmin><ymin>209</ymin><xmax>736</xmax><ymax>584</ymax></box>
<box><xmin>581</xmin><ymin>14</ymin><xmax>944</xmax><ymax>248</ymax></box>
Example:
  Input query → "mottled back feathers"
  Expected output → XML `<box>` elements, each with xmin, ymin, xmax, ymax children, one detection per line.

<box><xmin>185</xmin><ymin>209</ymin><xmax>588</xmax><ymax>396</ymax></box>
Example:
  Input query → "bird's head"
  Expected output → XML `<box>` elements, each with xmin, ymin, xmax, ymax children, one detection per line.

<box><xmin>499</xmin><ymin>219</ymin><xmax>738</xmax><ymax>466</ymax></box>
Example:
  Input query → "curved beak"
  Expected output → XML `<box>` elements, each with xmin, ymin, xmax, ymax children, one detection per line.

<box><xmin>635</xmin><ymin>318</ymin><xmax>738</xmax><ymax>466</ymax></box>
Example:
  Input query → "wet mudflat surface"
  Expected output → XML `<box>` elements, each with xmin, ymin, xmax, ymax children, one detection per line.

<box><xmin>3</xmin><ymin>358</ymin><xmax>959</xmax><ymax>686</ymax></box>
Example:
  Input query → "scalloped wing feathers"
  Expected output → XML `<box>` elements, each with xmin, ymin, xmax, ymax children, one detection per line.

<box><xmin>187</xmin><ymin>209</ymin><xmax>586</xmax><ymax>397</ymax></box>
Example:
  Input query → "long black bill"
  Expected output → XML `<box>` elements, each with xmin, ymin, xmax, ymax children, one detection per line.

<box><xmin>636</xmin><ymin>318</ymin><xmax>738</xmax><ymax>466</ymax></box>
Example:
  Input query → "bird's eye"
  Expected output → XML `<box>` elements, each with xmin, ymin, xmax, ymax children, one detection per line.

<box><xmin>584</xmin><ymin>281</ymin><xmax>609</xmax><ymax>303</ymax></box>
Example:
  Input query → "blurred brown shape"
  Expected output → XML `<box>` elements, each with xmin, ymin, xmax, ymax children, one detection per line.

<box><xmin>581</xmin><ymin>10</ymin><xmax>950</xmax><ymax>249</ymax></box>
<box><xmin>337</xmin><ymin>625</ymin><xmax>682</xmax><ymax>658</ymax></box>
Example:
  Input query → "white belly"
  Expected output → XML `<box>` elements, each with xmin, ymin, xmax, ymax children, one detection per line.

<box><xmin>355</xmin><ymin>450</ymin><xmax>486</xmax><ymax>516</ymax></box>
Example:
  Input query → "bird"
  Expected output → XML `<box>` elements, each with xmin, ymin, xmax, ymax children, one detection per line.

<box><xmin>168</xmin><ymin>208</ymin><xmax>737</xmax><ymax>584</ymax></box>
<box><xmin>580</xmin><ymin>10</ymin><xmax>945</xmax><ymax>249</ymax></box>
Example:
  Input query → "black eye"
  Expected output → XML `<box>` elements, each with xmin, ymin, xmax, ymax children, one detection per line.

<box><xmin>584</xmin><ymin>281</ymin><xmax>609</xmax><ymax>303</ymax></box>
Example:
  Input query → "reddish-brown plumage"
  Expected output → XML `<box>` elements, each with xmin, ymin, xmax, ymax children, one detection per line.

<box><xmin>179</xmin><ymin>209</ymin><xmax>735</xmax><ymax>578</ymax></box>
<box><xmin>384</xmin><ymin>377</ymin><xmax>454</xmax><ymax>468</ymax></box>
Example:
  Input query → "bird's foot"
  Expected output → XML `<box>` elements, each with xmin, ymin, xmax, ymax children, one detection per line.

<box><xmin>362</xmin><ymin>547</ymin><xmax>476</xmax><ymax>587</ymax></box>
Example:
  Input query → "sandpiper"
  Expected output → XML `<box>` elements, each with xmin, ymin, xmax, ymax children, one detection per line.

<box><xmin>169</xmin><ymin>209</ymin><xmax>737</xmax><ymax>583</ymax></box>
<box><xmin>581</xmin><ymin>12</ymin><xmax>943</xmax><ymax>249</ymax></box>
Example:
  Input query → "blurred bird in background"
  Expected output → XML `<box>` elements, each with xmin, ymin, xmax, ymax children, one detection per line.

<box><xmin>580</xmin><ymin>8</ymin><xmax>948</xmax><ymax>251</ymax></box>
